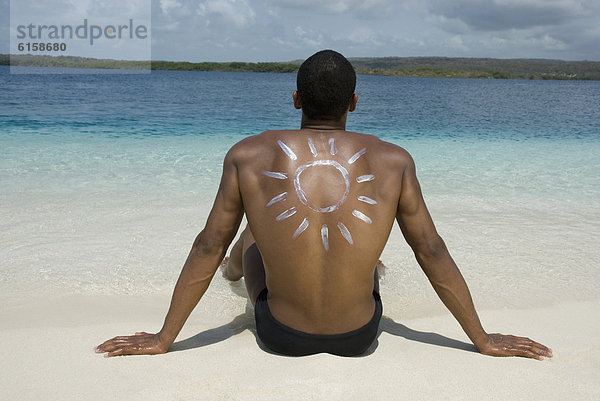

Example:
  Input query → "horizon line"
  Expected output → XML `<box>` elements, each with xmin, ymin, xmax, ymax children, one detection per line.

<box><xmin>2</xmin><ymin>53</ymin><xmax>599</xmax><ymax>64</ymax></box>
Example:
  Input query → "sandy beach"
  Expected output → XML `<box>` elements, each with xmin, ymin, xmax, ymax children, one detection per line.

<box><xmin>1</xmin><ymin>290</ymin><xmax>598</xmax><ymax>401</ymax></box>
<box><xmin>2</xmin><ymin>172</ymin><xmax>599</xmax><ymax>401</ymax></box>
<box><xmin>1</xmin><ymin>182</ymin><xmax>599</xmax><ymax>400</ymax></box>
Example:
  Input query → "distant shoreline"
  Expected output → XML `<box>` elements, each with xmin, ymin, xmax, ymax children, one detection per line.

<box><xmin>2</xmin><ymin>54</ymin><xmax>599</xmax><ymax>80</ymax></box>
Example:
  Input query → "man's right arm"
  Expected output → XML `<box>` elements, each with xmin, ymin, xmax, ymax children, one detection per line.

<box><xmin>395</xmin><ymin>153</ymin><xmax>552</xmax><ymax>360</ymax></box>
<box><xmin>95</xmin><ymin>144</ymin><xmax>245</xmax><ymax>357</ymax></box>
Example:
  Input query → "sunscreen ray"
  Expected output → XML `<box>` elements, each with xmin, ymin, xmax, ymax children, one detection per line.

<box><xmin>352</xmin><ymin>210</ymin><xmax>372</xmax><ymax>224</ymax></box>
<box><xmin>337</xmin><ymin>222</ymin><xmax>354</xmax><ymax>245</ymax></box>
<box><xmin>321</xmin><ymin>224</ymin><xmax>329</xmax><ymax>251</ymax></box>
<box><xmin>348</xmin><ymin>148</ymin><xmax>366</xmax><ymax>164</ymax></box>
<box><xmin>276</xmin><ymin>207</ymin><xmax>297</xmax><ymax>221</ymax></box>
<box><xmin>356</xmin><ymin>174</ymin><xmax>375</xmax><ymax>183</ymax></box>
<box><xmin>277</xmin><ymin>140</ymin><xmax>297</xmax><ymax>160</ymax></box>
<box><xmin>266</xmin><ymin>192</ymin><xmax>287</xmax><ymax>207</ymax></box>
<box><xmin>308</xmin><ymin>137</ymin><xmax>318</xmax><ymax>157</ymax></box>
<box><xmin>358</xmin><ymin>195</ymin><xmax>378</xmax><ymax>205</ymax></box>
<box><xmin>262</xmin><ymin>171</ymin><xmax>288</xmax><ymax>180</ymax></box>
<box><xmin>292</xmin><ymin>218</ymin><xmax>309</xmax><ymax>239</ymax></box>
<box><xmin>329</xmin><ymin>138</ymin><xmax>337</xmax><ymax>155</ymax></box>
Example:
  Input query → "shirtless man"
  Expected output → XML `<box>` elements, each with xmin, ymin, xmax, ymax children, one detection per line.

<box><xmin>96</xmin><ymin>50</ymin><xmax>552</xmax><ymax>359</ymax></box>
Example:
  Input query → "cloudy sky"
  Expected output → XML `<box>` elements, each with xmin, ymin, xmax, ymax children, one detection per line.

<box><xmin>2</xmin><ymin>0</ymin><xmax>599</xmax><ymax>61</ymax></box>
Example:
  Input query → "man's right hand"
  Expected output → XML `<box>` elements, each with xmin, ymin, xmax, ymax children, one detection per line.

<box><xmin>95</xmin><ymin>332</ymin><xmax>169</xmax><ymax>358</ymax></box>
<box><xmin>477</xmin><ymin>333</ymin><xmax>553</xmax><ymax>360</ymax></box>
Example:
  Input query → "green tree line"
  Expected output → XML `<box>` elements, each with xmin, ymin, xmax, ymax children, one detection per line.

<box><xmin>2</xmin><ymin>54</ymin><xmax>599</xmax><ymax>80</ymax></box>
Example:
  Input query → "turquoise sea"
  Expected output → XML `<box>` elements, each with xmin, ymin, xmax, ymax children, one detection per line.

<box><xmin>1</xmin><ymin>66</ymin><xmax>599</xmax><ymax>315</ymax></box>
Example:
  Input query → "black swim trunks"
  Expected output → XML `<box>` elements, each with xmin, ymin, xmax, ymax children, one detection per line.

<box><xmin>254</xmin><ymin>288</ymin><xmax>383</xmax><ymax>357</ymax></box>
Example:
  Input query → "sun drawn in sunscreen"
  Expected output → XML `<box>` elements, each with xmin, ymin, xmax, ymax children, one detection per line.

<box><xmin>263</xmin><ymin>138</ymin><xmax>378</xmax><ymax>251</ymax></box>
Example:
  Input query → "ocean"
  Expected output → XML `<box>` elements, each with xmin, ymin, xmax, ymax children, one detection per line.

<box><xmin>1</xmin><ymin>66</ymin><xmax>599</xmax><ymax>317</ymax></box>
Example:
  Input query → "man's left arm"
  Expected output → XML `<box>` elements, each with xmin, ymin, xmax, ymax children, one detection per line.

<box><xmin>396</xmin><ymin>152</ymin><xmax>553</xmax><ymax>360</ymax></box>
<box><xmin>96</xmin><ymin>147</ymin><xmax>244</xmax><ymax>357</ymax></box>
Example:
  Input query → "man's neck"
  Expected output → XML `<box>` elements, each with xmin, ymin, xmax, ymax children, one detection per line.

<box><xmin>300</xmin><ymin>114</ymin><xmax>347</xmax><ymax>131</ymax></box>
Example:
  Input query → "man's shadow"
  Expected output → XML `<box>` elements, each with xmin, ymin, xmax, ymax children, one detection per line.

<box><xmin>363</xmin><ymin>316</ymin><xmax>477</xmax><ymax>356</ymax></box>
<box><xmin>169</xmin><ymin>304</ymin><xmax>256</xmax><ymax>352</ymax></box>
<box><xmin>170</xmin><ymin>293</ymin><xmax>476</xmax><ymax>356</ymax></box>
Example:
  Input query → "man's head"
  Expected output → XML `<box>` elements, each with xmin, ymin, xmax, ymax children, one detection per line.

<box><xmin>295</xmin><ymin>50</ymin><xmax>356</xmax><ymax>121</ymax></box>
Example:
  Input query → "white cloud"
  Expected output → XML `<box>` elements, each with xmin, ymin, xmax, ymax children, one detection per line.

<box><xmin>146</xmin><ymin>0</ymin><xmax>600</xmax><ymax>61</ymax></box>
<box><xmin>428</xmin><ymin>0</ymin><xmax>588</xmax><ymax>31</ymax></box>
<box><xmin>266</xmin><ymin>0</ymin><xmax>353</xmax><ymax>14</ymax></box>
<box><xmin>154</xmin><ymin>21</ymin><xmax>180</xmax><ymax>32</ymax></box>
<box><xmin>198</xmin><ymin>0</ymin><xmax>256</xmax><ymax>28</ymax></box>
<box><xmin>160</xmin><ymin>0</ymin><xmax>181</xmax><ymax>14</ymax></box>
<box><xmin>293</xmin><ymin>26</ymin><xmax>324</xmax><ymax>48</ymax></box>
<box><xmin>446</xmin><ymin>35</ymin><xmax>468</xmax><ymax>52</ymax></box>
<box><xmin>4</xmin><ymin>0</ymin><xmax>598</xmax><ymax>60</ymax></box>
<box><xmin>408</xmin><ymin>0</ymin><xmax>600</xmax><ymax>60</ymax></box>
<box><xmin>264</xmin><ymin>0</ymin><xmax>393</xmax><ymax>17</ymax></box>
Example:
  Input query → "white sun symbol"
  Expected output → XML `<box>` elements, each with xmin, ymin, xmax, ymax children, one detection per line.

<box><xmin>262</xmin><ymin>138</ymin><xmax>378</xmax><ymax>251</ymax></box>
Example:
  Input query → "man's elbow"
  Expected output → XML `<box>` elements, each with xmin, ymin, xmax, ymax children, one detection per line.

<box><xmin>192</xmin><ymin>230</ymin><xmax>225</xmax><ymax>258</ymax></box>
<box><xmin>414</xmin><ymin>235</ymin><xmax>448</xmax><ymax>264</ymax></box>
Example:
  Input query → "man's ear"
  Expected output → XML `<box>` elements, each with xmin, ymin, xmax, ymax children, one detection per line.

<box><xmin>348</xmin><ymin>93</ymin><xmax>358</xmax><ymax>112</ymax></box>
<box><xmin>293</xmin><ymin>90</ymin><xmax>302</xmax><ymax>110</ymax></box>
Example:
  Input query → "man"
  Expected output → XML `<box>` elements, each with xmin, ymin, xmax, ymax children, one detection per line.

<box><xmin>96</xmin><ymin>50</ymin><xmax>552</xmax><ymax>359</ymax></box>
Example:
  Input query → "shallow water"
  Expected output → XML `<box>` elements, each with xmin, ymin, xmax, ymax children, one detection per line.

<box><xmin>1</xmin><ymin>66</ymin><xmax>599</xmax><ymax>315</ymax></box>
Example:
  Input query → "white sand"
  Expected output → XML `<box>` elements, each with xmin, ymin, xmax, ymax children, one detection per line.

<box><xmin>2</xmin><ymin>187</ymin><xmax>599</xmax><ymax>400</ymax></box>
<box><xmin>2</xmin><ymin>150</ymin><xmax>599</xmax><ymax>400</ymax></box>
<box><xmin>1</xmin><ymin>289</ymin><xmax>598</xmax><ymax>401</ymax></box>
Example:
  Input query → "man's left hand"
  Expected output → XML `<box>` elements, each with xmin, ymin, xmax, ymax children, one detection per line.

<box><xmin>477</xmin><ymin>333</ymin><xmax>553</xmax><ymax>360</ymax></box>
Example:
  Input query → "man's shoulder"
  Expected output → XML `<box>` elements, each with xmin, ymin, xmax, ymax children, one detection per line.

<box><xmin>230</xmin><ymin>130</ymin><xmax>294</xmax><ymax>149</ymax></box>
<box><xmin>225</xmin><ymin>130</ymin><xmax>294</xmax><ymax>166</ymax></box>
<box><xmin>345</xmin><ymin>131</ymin><xmax>413</xmax><ymax>166</ymax></box>
<box><xmin>226</xmin><ymin>131</ymin><xmax>273</xmax><ymax>157</ymax></box>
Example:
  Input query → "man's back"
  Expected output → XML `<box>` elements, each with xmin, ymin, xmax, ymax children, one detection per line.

<box><xmin>231</xmin><ymin>128</ymin><xmax>410</xmax><ymax>334</ymax></box>
<box><xmin>96</xmin><ymin>49</ymin><xmax>552</xmax><ymax>360</ymax></box>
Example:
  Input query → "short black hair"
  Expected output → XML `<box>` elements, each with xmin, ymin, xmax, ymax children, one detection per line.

<box><xmin>296</xmin><ymin>50</ymin><xmax>356</xmax><ymax>120</ymax></box>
